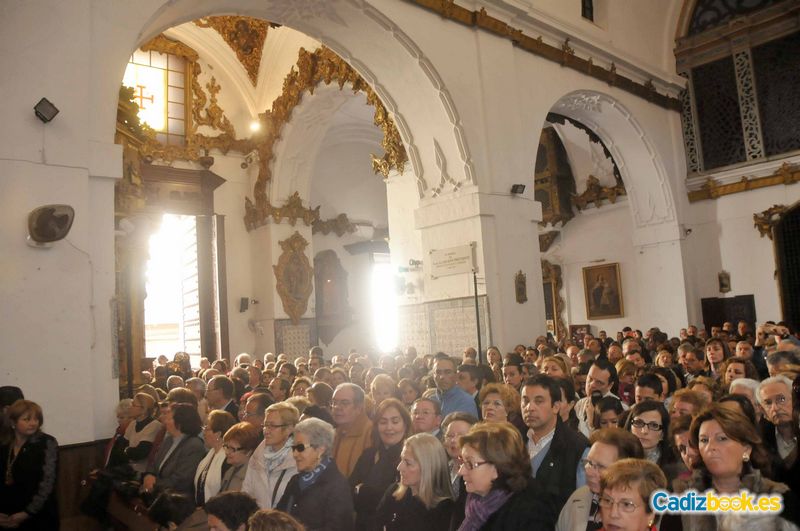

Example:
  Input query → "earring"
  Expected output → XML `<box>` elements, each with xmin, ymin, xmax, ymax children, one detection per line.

<box><xmin>743</xmin><ymin>453</ymin><xmax>750</xmax><ymax>462</ymax></box>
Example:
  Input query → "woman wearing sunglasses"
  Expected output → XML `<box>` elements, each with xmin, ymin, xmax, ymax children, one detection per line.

<box><xmin>455</xmin><ymin>422</ymin><xmax>556</xmax><ymax>530</ymax></box>
<box><xmin>374</xmin><ymin>432</ymin><xmax>454</xmax><ymax>531</ymax></box>
<box><xmin>276</xmin><ymin>417</ymin><xmax>354</xmax><ymax>530</ymax></box>
<box><xmin>597</xmin><ymin>458</ymin><xmax>666</xmax><ymax>531</ymax></box>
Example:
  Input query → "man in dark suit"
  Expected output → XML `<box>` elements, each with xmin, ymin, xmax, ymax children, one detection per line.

<box><xmin>522</xmin><ymin>374</ymin><xmax>589</xmax><ymax>514</ymax></box>
<box><xmin>208</xmin><ymin>375</ymin><xmax>239</xmax><ymax>418</ymax></box>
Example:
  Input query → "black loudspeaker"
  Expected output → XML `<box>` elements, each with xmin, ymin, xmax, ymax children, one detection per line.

<box><xmin>510</xmin><ymin>184</ymin><xmax>526</xmax><ymax>194</ymax></box>
<box><xmin>28</xmin><ymin>204</ymin><xmax>75</xmax><ymax>243</ymax></box>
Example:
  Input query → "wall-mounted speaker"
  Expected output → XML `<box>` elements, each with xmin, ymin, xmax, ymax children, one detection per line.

<box><xmin>28</xmin><ymin>204</ymin><xmax>74</xmax><ymax>243</ymax></box>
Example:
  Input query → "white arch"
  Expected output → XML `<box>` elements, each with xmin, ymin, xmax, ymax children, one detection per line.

<box><xmin>549</xmin><ymin>90</ymin><xmax>677</xmax><ymax>231</ymax></box>
<box><xmin>95</xmin><ymin>0</ymin><xmax>475</xmax><ymax>199</ymax></box>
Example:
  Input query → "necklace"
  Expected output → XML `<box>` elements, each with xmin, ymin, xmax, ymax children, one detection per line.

<box><xmin>5</xmin><ymin>444</ymin><xmax>22</xmax><ymax>486</ymax></box>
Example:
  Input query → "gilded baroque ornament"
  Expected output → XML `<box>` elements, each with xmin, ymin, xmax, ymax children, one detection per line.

<box><xmin>273</xmin><ymin>232</ymin><xmax>314</xmax><ymax>325</ymax></box>
<box><xmin>312</xmin><ymin>213</ymin><xmax>357</xmax><ymax>237</ymax></box>
<box><xmin>246</xmin><ymin>191</ymin><xmax>321</xmax><ymax>228</ymax></box>
<box><xmin>689</xmin><ymin>162</ymin><xmax>800</xmax><ymax>202</ymax></box>
<box><xmin>244</xmin><ymin>46</ymin><xmax>408</xmax><ymax>231</ymax></box>
<box><xmin>538</xmin><ymin>231</ymin><xmax>559</xmax><ymax>253</ymax></box>
<box><xmin>753</xmin><ymin>204</ymin><xmax>788</xmax><ymax>240</ymax></box>
<box><xmin>193</xmin><ymin>16</ymin><xmax>270</xmax><ymax>86</ymax></box>
<box><xmin>515</xmin><ymin>270</ymin><xmax>527</xmax><ymax>304</ymax></box>
<box><xmin>572</xmin><ymin>175</ymin><xmax>626</xmax><ymax>211</ymax></box>
<box><xmin>136</xmin><ymin>34</ymin><xmax>254</xmax><ymax>164</ymax></box>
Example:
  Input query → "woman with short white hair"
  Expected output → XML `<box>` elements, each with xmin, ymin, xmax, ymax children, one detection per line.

<box><xmin>276</xmin><ymin>418</ymin><xmax>354</xmax><ymax>530</ymax></box>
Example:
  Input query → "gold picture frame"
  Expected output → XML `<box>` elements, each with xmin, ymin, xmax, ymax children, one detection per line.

<box><xmin>582</xmin><ymin>262</ymin><xmax>624</xmax><ymax>319</ymax></box>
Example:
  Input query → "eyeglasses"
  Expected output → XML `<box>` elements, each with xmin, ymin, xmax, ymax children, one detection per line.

<box><xmin>580</xmin><ymin>458</ymin><xmax>607</xmax><ymax>471</ymax></box>
<box><xmin>331</xmin><ymin>400</ymin><xmax>353</xmax><ymax>409</ymax></box>
<box><xmin>263</xmin><ymin>423</ymin><xmax>290</xmax><ymax>430</ymax></box>
<box><xmin>291</xmin><ymin>443</ymin><xmax>316</xmax><ymax>453</ymax></box>
<box><xmin>481</xmin><ymin>399</ymin><xmax>505</xmax><ymax>409</ymax></box>
<box><xmin>631</xmin><ymin>419</ymin><xmax>662</xmax><ymax>432</ymax></box>
<box><xmin>223</xmin><ymin>444</ymin><xmax>247</xmax><ymax>453</ymax></box>
<box><xmin>598</xmin><ymin>495</ymin><xmax>640</xmax><ymax>513</ymax></box>
<box><xmin>762</xmin><ymin>394</ymin><xmax>787</xmax><ymax>408</ymax></box>
<box><xmin>457</xmin><ymin>456</ymin><xmax>490</xmax><ymax>471</ymax></box>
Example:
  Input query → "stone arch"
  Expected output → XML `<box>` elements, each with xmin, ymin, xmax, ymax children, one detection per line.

<box><xmin>546</xmin><ymin>90</ymin><xmax>677</xmax><ymax>234</ymax></box>
<box><xmin>97</xmin><ymin>0</ymin><xmax>475</xmax><ymax>202</ymax></box>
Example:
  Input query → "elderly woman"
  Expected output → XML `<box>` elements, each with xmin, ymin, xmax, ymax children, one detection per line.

<box><xmin>374</xmin><ymin>433</ymin><xmax>454</xmax><ymax>530</ymax></box>
<box><xmin>290</xmin><ymin>377</ymin><xmax>312</xmax><ymax>398</ymax></box>
<box><xmin>351</xmin><ymin>398</ymin><xmax>412</xmax><ymax>531</ymax></box>
<box><xmin>220</xmin><ymin>422</ymin><xmax>261</xmax><ymax>492</ymax></box>
<box><xmin>457</xmin><ymin>422</ymin><xmax>556</xmax><ymax>530</ymax></box>
<box><xmin>478</xmin><ymin>383</ymin><xmax>519</xmax><ymax>424</ymax></box>
<box><xmin>123</xmin><ymin>392</ymin><xmax>163</xmax><ymax>475</ymax></box>
<box><xmin>142</xmin><ymin>403</ymin><xmax>206</xmax><ymax>498</ymax></box>
<box><xmin>597</xmin><ymin>458</ymin><xmax>666</xmax><ymax>531</ymax></box>
<box><xmin>0</xmin><ymin>400</ymin><xmax>59</xmax><ymax>530</ymax></box>
<box><xmin>556</xmin><ymin>427</ymin><xmax>644</xmax><ymax>531</ymax></box>
<box><xmin>676</xmin><ymin>404</ymin><xmax>800</xmax><ymax>529</ymax></box>
<box><xmin>276</xmin><ymin>418</ymin><xmax>354</xmax><ymax>530</ymax></box>
<box><xmin>242</xmin><ymin>402</ymin><xmax>299</xmax><ymax>509</ymax></box>
<box><xmin>194</xmin><ymin>410</ymin><xmax>237</xmax><ymax>505</ymax></box>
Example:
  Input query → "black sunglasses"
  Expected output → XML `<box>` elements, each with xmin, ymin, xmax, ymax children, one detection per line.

<box><xmin>291</xmin><ymin>443</ymin><xmax>315</xmax><ymax>453</ymax></box>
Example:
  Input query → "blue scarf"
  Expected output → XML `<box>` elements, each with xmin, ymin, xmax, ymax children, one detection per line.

<box><xmin>298</xmin><ymin>455</ymin><xmax>332</xmax><ymax>491</ymax></box>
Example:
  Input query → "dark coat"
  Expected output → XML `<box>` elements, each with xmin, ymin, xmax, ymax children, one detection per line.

<box><xmin>478</xmin><ymin>480</ymin><xmax>558</xmax><ymax>531</ymax></box>
<box><xmin>277</xmin><ymin>461</ymin><xmax>354</xmax><ymax>531</ymax></box>
<box><xmin>0</xmin><ymin>432</ymin><xmax>59</xmax><ymax>531</ymax></box>
<box><xmin>534</xmin><ymin>417</ymin><xmax>589</xmax><ymax>513</ymax></box>
<box><xmin>350</xmin><ymin>442</ymin><xmax>402</xmax><ymax>531</ymax></box>
<box><xmin>375</xmin><ymin>483</ymin><xmax>454</xmax><ymax>531</ymax></box>
<box><xmin>145</xmin><ymin>434</ymin><xmax>206</xmax><ymax>498</ymax></box>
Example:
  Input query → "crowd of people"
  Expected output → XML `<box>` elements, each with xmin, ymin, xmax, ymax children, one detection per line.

<box><xmin>2</xmin><ymin>319</ymin><xmax>800</xmax><ymax>530</ymax></box>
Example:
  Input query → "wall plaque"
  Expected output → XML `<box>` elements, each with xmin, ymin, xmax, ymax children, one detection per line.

<box><xmin>430</xmin><ymin>243</ymin><xmax>475</xmax><ymax>279</ymax></box>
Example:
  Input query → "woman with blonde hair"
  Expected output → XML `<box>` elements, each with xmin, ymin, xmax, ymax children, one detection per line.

<box><xmin>370</xmin><ymin>373</ymin><xmax>399</xmax><ymax>408</ymax></box>
<box><xmin>375</xmin><ymin>432</ymin><xmax>454</xmax><ymax>530</ymax></box>
<box><xmin>123</xmin><ymin>392</ymin><xmax>162</xmax><ymax>474</ymax></box>
<box><xmin>478</xmin><ymin>383</ymin><xmax>519</xmax><ymax>424</ymax></box>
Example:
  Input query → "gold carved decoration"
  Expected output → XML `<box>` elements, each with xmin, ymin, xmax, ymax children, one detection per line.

<box><xmin>538</xmin><ymin>231</ymin><xmax>559</xmax><ymax>253</ymax></box>
<box><xmin>245</xmin><ymin>46</ymin><xmax>408</xmax><ymax>231</ymax></box>
<box><xmin>689</xmin><ymin>162</ymin><xmax>800</xmax><ymax>202</ymax></box>
<box><xmin>312</xmin><ymin>213</ymin><xmax>358</xmax><ymax>237</ymax></box>
<box><xmin>573</xmin><ymin>175</ymin><xmax>626</xmax><ymax>211</ymax></box>
<box><xmin>515</xmin><ymin>270</ymin><xmax>527</xmax><ymax>304</ymax></box>
<box><xmin>754</xmin><ymin>204</ymin><xmax>788</xmax><ymax>240</ymax></box>
<box><xmin>542</xmin><ymin>260</ymin><xmax>566</xmax><ymax>340</ymax></box>
<box><xmin>407</xmin><ymin>0</ymin><xmax>681</xmax><ymax>112</ymax></box>
<box><xmin>194</xmin><ymin>16</ymin><xmax>270</xmax><ymax>86</ymax></box>
<box><xmin>274</xmin><ymin>232</ymin><xmax>314</xmax><ymax>325</ymax></box>
<box><xmin>246</xmin><ymin>191</ymin><xmax>320</xmax><ymax>227</ymax></box>
<box><xmin>136</xmin><ymin>34</ymin><xmax>255</xmax><ymax>164</ymax></box>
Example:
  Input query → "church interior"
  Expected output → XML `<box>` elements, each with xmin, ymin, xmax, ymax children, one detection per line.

<box><xmin>2</xmin><ymin>0</ymin><xmax>800</xmax><ymax>525</ymax></box>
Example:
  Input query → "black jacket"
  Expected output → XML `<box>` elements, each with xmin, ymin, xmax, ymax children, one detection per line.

<box><xmin>350</xmin><ymin>442</ymin><xmax>402</xmax><ymax>531</ymax></box>
<box><xmin>375</xmin><ymin>483</ymin><xmax>454</xmax><ymax>531</ymax></box>
<box><xmin>277</xmin><ymin>461</ymin><xmax>354</xmax><ymax>531</ymax></box>
<box><xmin>0</xmin><ymin>432</ymin><xmax>59</xmax><ymax>531</ymax></box>
<box><xmin>533</xmin><ymin>417</ymin><xmax>589</xmax><ymax>513</ymax></box>
<box><xmin>478</xmin><ymin>480</ymin><xmax>558</xmax><ymax>531</ymax></box>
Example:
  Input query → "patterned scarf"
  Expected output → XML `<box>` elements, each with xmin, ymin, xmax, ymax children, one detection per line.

<box><xmin>458</xmin><ymin>489</ymin><xmax>512</xmax><ymax>531</ymax></box>
<box><xmin>263</xmin><ymin>436</ymin><xmax>293</xmax><ymax>472</ymax></box>
<box><xmin>298</xmin><ymin>455</ymin><xmax>332</xmax><ymax>491</ymax></box>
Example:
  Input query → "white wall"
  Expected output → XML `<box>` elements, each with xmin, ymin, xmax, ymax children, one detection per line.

<box><xmin>681</xmin><ymin>185</ymin><xmax>800</xmax><ymax>328</ymax></box>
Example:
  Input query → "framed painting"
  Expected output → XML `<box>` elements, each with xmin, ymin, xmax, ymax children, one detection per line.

<box><xmin>582</xmin><ymin>262</ymin><xmax>624</xmax><ymax>319</ymax></box>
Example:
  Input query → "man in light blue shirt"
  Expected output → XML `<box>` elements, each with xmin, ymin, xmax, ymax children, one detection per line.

<box><xmin>434</xmin><ymin>355</ymin><xmax>479</xmax><ymax>418</ymax></box>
